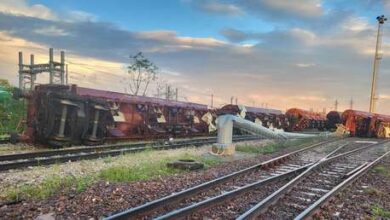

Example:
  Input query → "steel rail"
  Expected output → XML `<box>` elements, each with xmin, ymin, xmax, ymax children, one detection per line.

<box><xmin>0</xmin><ymin>137</ymin><xmax>218</xmax><ymax>162</ymax></box>
<box><xmin>236</xmin><ymin>141</ymin><xmax>385</xmax><ymax>220</ymax></box>
<box><xmin>295</xmin><ymin>148</ymin><xmax>390</xmax><ymax>220</ymax></box>
<box><xmin>155</xmin><ymin>164</ymin><xmax>312</xmax><ymax>220</ymax></box>
<box><xmin>0</xmin><ymin>136</ymin><xmax>261</xmax><ymax>172</ymax></box>
<box><xmin>103</xmin><ymin>139</ymin><xmax>337</xmax><ymax>220</ymax></box>
<box><xmin>0</xmin><ymin>135</ymin><xmax>259</xmax><ymax>162</ymax></box>
<box><xmin>154</xmin><ymin>141</ymin><xmax>348</xmax><ymax>220</ymax></box>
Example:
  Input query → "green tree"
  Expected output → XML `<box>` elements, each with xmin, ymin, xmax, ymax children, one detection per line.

<box><xmin>0</xmin><ymin>79</ymin><xmax>12</xmax><ymax>92</ymax></box>
<box><xmin>127</xmin><ymin>52</ymin><xmax>158</xmax><ymax>96</ymax></box>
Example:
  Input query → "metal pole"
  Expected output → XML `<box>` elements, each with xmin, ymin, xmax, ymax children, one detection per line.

<box><xmin>60</xmin><ymin>51</ymin><xmax>65</xmax><ymax>85</ymax></box>
<box><xmin>66</xmin><ymin>64</ymin><xmax>69</xmax><ymax>84</ymax></box>
<box><xmin>211</xmin><ymin>94</ymin><xmax>214</xmax><ymax>108</ymax></box>
<box><xmin>49</xmin><ymin>48</ymin><xmax>54</xmax><ymax>84</ymax></box>
<box><xmin>167</xmin><ymin>86</ymin><xmax>171</xmax><ymax>100</ymax></box>
<box><xmin>18</xmin><ymin>52</ymin><xmax>23</xmax><ymax>90</ymax></box>
<box><xmin>369</xmin><ymin>15</ymin><xmax>386</xmax><ymax>113</ymax></box>
<box><xmin>350</xmin><ymin>98</ymin><xmax>354</xmax><ymax>110</ymax></box>
<box><xmin>30</xmin><ymin>54</ymin><xmax>34</xmax><ymax>90</ymax></box>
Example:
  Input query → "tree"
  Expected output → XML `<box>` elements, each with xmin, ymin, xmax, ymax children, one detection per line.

<box><xmin>127</xmin><ymin>52</ymin><xmax>158</xmax><ymax>96</ymax></box>
<box><xmin>0</xmin><ymin>79</ymin><xmax>12</xmax><ymax>92</ymax></box>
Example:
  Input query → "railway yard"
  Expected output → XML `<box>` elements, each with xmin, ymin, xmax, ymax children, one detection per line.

<box><xmin>1</xmin><ymin>4</ymin><xmax>390</xmax><ymax>219</ymax></box>
<box><xmin>1</xmin><ymin>53</ymin><xmax>390</xmax><ymax>219</ymax></box>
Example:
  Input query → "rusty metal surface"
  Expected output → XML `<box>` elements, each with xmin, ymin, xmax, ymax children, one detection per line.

<box><xmin>75</xmin><ymin>86</ymin><xmax>207</xmax><ymax>110</ymax></box>
<box><xmin>217</xmin><ymin>104</ymin><xmax>286</xmax><ymax>129</ymax></box>
<box><xmin>285</xmin><ymin>108</ymin><xmax>327</xmax><ymax>131</ymax></box>
<box><xmin>20</xmin><ymin>84</ymin><xmax>212</xmax><ymax>147</ymax></box>
<box><xmin>342</xmin><ymin>109</ymin><xmax>390</xmax><ymax>137</ymax></box>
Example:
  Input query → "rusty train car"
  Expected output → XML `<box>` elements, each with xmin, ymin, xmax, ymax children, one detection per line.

<box><xmin>14</xmin><ymin>84</ymin><xmax>390</xmax><ymax>147</ymax></box>
<box><xmin>285</xmin><ymin>108</ymin><xmax>327</xmax><ymax>132</ymax></box>
<box><xmin>217</xmin><ymin>104</ymin><xmax>287</xmax><ymax>129</ymax></box>
<box><xmin>342</xmin><ymin>110</ymin><xmax>390</xmax><ymax>138</ymax></box>
<box><xmin>19</xmin><ymin>84</ymin><xmax>215</xmax><ymax>147</ymax></box>
<box><xmin>326</xmin><ymin>111</ymin><xmax>342</xmax><ymax>131</ymax></box>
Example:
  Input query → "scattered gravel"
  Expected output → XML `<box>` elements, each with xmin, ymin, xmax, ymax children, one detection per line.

<box><xmin>316</xmin><ymin>154</ymin><xmax>390</xmax><ymax>219</ymax></box>
<box><xmin>0</xmin><ymin>138</ymin><xmax>320</xmax><ymax>219</ymax></box>
<box><xmin>0</xmin><ymin>143</ymin><xmax>36</xmax><ymax>155</ymax></box>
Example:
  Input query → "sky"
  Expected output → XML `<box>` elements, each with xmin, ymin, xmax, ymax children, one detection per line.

<box><xmin>0</xmin><ymin>0</ymin><xmax>390</xmax><ymax>114</ymax></box>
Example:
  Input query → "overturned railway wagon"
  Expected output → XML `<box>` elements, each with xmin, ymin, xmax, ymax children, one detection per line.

<box><xmin>326</xmin><ymin>111</ymin><xmax>342</xmax><ymax>131</ymax></box>
<box><xmin>342</xmin><ymin>109</ymin><xmax>390</xmax><ymax>138</ymax></box>
<box><xmin>217</xmin><ymin>104</ymin><xmax>287</xmax><ymax>129</ymax></box>
<box><xmin>19</xmin><ymin>84</ymin><xmax>215</xmax><ymax>147</ymax></box>
<box><xmin>285</xmin><ymin>108</ymin><xmax>327</xmax><ymax>131</ymax></box>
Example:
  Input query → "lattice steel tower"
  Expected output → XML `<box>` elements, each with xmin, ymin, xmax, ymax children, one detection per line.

<box><xmin>18</xmin><ymin>48</ymin><xmax>66</xmax><ymax>91</ymax></box>
<box><xmin>369</xmin><ymin>15</ymin><xmax>387</xmax><ymax>113</ymax></box>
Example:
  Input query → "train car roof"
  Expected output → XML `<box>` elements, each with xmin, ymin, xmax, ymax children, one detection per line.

<box><xmin>34</xmin><ymin>84</ymin><xmax>208</xmax><ymax>110</ymax></box>
<box><xmin>244</xmin><ymin>106</ymin><xmax>283</xmax><ymax>115</ymax></box>
<box><xmin>286</xmin><ymin>108</ymin><xmax>326</xmax><ymax>120</ymax></box>
<box><xmin>220</xmin><ymin>104</ymin><xmax>283</xmax><ymax>115</ymax></box>
<box><xmin>75</xmin><ymin>86</ymin><xmax>208</xmax><ymax>110</ymax></box>
<box><xmin>342</xmin><ymin>109</ymin><xmax>390</xmax><ymax>121</ymax></box>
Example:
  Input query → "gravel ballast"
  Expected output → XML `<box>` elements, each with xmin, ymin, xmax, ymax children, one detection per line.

<box><xmin>0</xmin><ymin>138</ymin><xmax>323</xmax><ymax>219</ymax></box>
<box><xmin>316</xmin><ymin>154</ymin><xmax>390</xmax><ymax>219</ymax></box>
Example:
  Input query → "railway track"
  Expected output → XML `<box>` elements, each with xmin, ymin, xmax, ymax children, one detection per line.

<box><xmin>236</xmin><ymin>140</ymin><xmax>390</xmax><ymax>220</ymax></box>
<box><xmin>103</xmin><ymin>138</ymin><xmax>348</xmax><ymax>219</ymax></box>
<box><xmin>0</xmin><ymin>135</ymin><xmax>261</xmax><ymax>172</ymax></box>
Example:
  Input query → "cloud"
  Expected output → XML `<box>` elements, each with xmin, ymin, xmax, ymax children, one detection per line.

<box><xmin>379</xmin><ymin>94</ymin><xmax>390</xmax><ymax>100</ymax></box>
<box><xmin>1</xmin><ymin>2</ymin><xmax>390</xmax><ymax>114</ymax></box>
<box><xmin>295</xmin><ymin>63</ymin><xmax>317</xmax><ymax>68</ymax></box>
<box><xmin>65</xmin><ymin>10</ymin><xmax>98</xmax><ymax>22</ymax></box>
<box><xmin>34</xmin><ymin>26</ymin><xmax>69</xmax><ymax>36</ymax></box>
<box><xmin>242</xmin><ymin>0</ymin><xmax>323</xmax><ymax>19</ymax></box>
<box><xmin>220</xmin><ymin>28</ymin><xmax>256</xmax><ymax>43</ymax></box>
<box><xmin>0</xmin><ymin>0</ymin><xmax>57</xmax><ymax>20</ymax></box>
<box><xmin>193</xmin><ymin>0</ymin><xmax>323</xmax><ymax>22</ymax></box>
<box><xmin>192</xmin><ymin>0</ymin><xmax>244</xmax><ymax>16</ymax></box>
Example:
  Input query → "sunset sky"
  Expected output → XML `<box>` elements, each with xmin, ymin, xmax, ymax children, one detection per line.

<box><xmin>0</xmin><ymin>0</ymin><xmax>390</xmax><ymax>114</ymax></box>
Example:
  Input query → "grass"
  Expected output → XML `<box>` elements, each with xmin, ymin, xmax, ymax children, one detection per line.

<box><xmin>371</xmin><ymin>204</ymin><xmax>390</xmax><ymax>218</ymax></box>
<box><xmin>236</xmin><ymin>138</ymin><xmax>317</xmax><ymax>155</ymax></box>
<box><xmin>4</xmin><ymin>175</ymin><xmax>95</xmax><ymax>201</ymax></box>
<box><xmin>364</xmin><ymin>187</ymin><xmax>383</xmax><ymax>196</ymax></box>
<box><xmin>373</xmin><ymin>165</ymin><xmax>390</xmax><ymax>179</ymax></box>
<box><xmin>3</xmin><ymin>138</ymin><xmax>321</xmax><ymax>201</ymax></box>
<box><xmin>2</xmin><ymin>148</ymin><xmax>222</xmax><ymax>201</ymax></box>
<box><xmin>99</xmin><ymin>152</ymin><xmax>222</xmax><ymax>182</ymax></box>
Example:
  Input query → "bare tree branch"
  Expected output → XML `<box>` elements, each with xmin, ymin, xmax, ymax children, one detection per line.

<box><xmin>127</xmin><ymin>52</ymin><xmax>158</xmax><ymax>96</ymax></box>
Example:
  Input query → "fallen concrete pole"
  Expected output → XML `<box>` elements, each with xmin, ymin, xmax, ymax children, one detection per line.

<box><xmin>213</xmin><ymin>114</ymin><xmax>327</xmax><ymax>155</ymax></box>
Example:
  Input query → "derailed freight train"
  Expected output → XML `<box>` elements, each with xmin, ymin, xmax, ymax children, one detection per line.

<box><xmin>342</xmin><ymin>110</ymin><xmax>390</xmax><ymax>138</ymax></box>
<box><xmin>18</xmin><ymin>84</ymin><xmax>216</xmax><ymax>147</ymax></box>
<box><xmin>12</xmin><ymin>84</ymin><xmax>390</xmax><ymax>146</ymax></box>
<box><xmin>285</xmin><ymin>108</ymin><xmax>327</xmax><ymax>132</ymax></box>
<box><xmin>216</xmin><ymin>104</ymin><xmax>288</xmax><ymax>129</ymax></box>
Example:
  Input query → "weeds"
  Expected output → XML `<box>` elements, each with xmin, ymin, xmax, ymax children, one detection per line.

<box><xmin>2</xmin><ymin>147</ymin><xmax>222</xmax><ymax>201</ymax></box>
<box><xmin>364</xmin><ymin>187</ymin><xmax>383</xmax><ymax>196</ymax></box>
<box><xmin>372</xmin><ymin>204</ymin><xmax>390</xmax><ymax>218</ymax></box>
<box><xmin>373</xmin><ymin>166</ymin><xmax>390</xmax><ymax>179</ymax></box>
<box><xmin>236</xmin><ymin>138</ymin><xmax>317</xmax><ymax>155</ymax></box>
<box><xmin>4</xmin><ymin>175</ymin><xmax>95</xmax><ymax>201</ymax></box>
<box><xmin>99</xmin><ymin>152</ymin><xmax>222</xmax><ymax>182</ymax></box>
